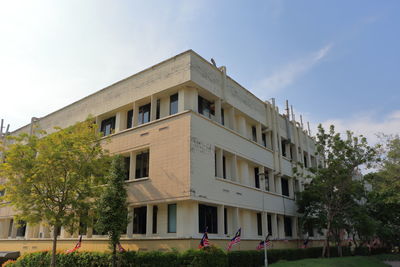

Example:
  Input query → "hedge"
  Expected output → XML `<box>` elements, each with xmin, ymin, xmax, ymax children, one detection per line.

<box><xmin>3</xmin><ymin>246</ymin><xmax>390</xmax><ymax>267</ymax></box>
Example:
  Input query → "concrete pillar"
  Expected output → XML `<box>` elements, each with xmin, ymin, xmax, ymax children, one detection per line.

<box><xmin>278</xmin><ymin>215</ymin><xmax>285</xmax><ymax>239</ymax></box>
<box><xmin>218</xmin><ymin>204</ymin><xmax>224</xmax><ymax>236</ymax></box>
<box><xmin>10</xmin><ymin>220</ymin><xmax>17</xmax><ymax>238</ymax></box>
<box><xmin>146</xmin><ymin>204</ymin><xmax>153</xmax><ymax>237</ymax></box>
<box><xmin>0</xmin><ymin>219</ymin><xmax>10</xmax><ymax>239</ymax></box>
<box><xmin>215</xmin><ymin>147</ymin><xmax>223</xmax><ymax>178</ymax></box>
<box><xmin>292</xmin><ymin>217</ymin><xmax>298</xmax><ymax>239</ymax></box>
<box><xmin>183</xmin><ymin>87</ymin><xmax>198</xmax><ymax>111</ymax></box>
<box><xmin>132</xmin><ymin>102</ymin><xmax>138</xmax><ymax>127</ymax></box>
<box><xmin>239</xmin><ymin>160</ymin><xmax>249</xmax><ymax>185</ymax></box>
<box><xmin>275</xmin><ymin>176</ymin><xmax>282</xmax><ymax>194</ymax></box>
<box><xmin>262</xmin><ymin>212</ymin><xmax>268</xmax><ymax>237</ymax></box>
<box><xmin>256</xmin><ymin>123</ymin><xmax>262</xmax><ymax>145</ymax></box>
<box><xmin>232</xmin><ymin>207</ymin><xmax>239</xmax><ymax>235</ymax></box>
<box><xmin>150</xmin><ymin>95</ymin><xmax>157</xmax><ymax>121</ymax></box>
<box><xmin>214</xmin><ymin>99</ymin><xmax>222</xmax><ymax>124</ymax></box>
<box><xmin>86</xmin><ymin>227</ymin><xmax>93</xmax><ymax>238</ymax></box>
<box><xmin>227</xmin><ymin>107</ymin><xmax>236</xmax><ymax>131</ymax></box>
<box><xmin>259</xmin><ymin>166</ymin><xmax>266</xmax><ymax>190</ymax></box>
<box><xmin>271</xmin><ymin>214</ymin><xmax>278</xmax><ymax>239</ymax></box>
<box><xmin>60</xmin><ymin>226</ymin><xmax>69</xmax><ymax>238</ymax></box>
<box><xmin>115</xmin><ymin>111</ymin><xmax>122</xmax><ymax>133</ymax></box>
<box><xmin>289</xmin><ymin>177</ymin><xmax>294</xmax><ymax>198</ymax></box>
<box><xmin>127</xmin><ymin>207</ymin><xmax>133</xmax><ymax>238</ymax></box>
<box><xmin>178</xmin><ymin>88</ymin><xmax>185</xmax><ymax>113</ymax></box>
<box><xmin>177</xmin><ymin>201</ymin><xmax>196</xmax><ymax>237</ymax></box>
<box><xmin>237</xmin><ymin>115</ymin><xmax>247</xmax><ymax>137</ymax></box>
<box><xmin>130</xmin><ymin>151</ymin><xmax>136</xmax><ymax>180</ymax></box>
<box><xmin>231</xmin><ymin>155</ymin><xmax>238</xmax><ymax>182</ymax></box>
<box><xmin>268</xmin><ymin>170</ymin><xmax>275</xmax><ymax>192</ymax></box>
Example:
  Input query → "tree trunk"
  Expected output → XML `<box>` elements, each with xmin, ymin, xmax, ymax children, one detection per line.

<box><xmin>51</xmin><ymin>229</ymin><xmax>58</xmax><ymax>267</ymax></box>
<box><xmin>112</xmin><ymin>243</ymin><xmax>116</xmax><ymax>267</ymax></box>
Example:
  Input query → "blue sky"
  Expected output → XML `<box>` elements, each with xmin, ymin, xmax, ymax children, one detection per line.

<box><xmin>1</xmin><ymin>0</ymin><xmax>399</xmax><ymax>143</ymax></box>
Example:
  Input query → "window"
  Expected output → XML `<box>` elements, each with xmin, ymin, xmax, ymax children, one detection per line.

<box><xmin>156</xmin><ymin>99</ymin><xmax>161</xmax><ymax>120</ymax></box>
<box><xmin>124</xmin><ymin>156</ymin><xmax>130</xmax><ymax>180</ymax></box>
<box><xmin>0</xmin><ymin>189</ymin><xmax>5</xmax><ymax>197</ymax></box>
<box><xmin>281</xmin><ymin>177</ymin><xmax>289</xmax><ymax>197</ymax></box>
<box><xmin>224</xmin><ymin>208</ymin><xmax>227</xmax><ymax>235</ymax></box>
<box><xmin>252</xmin><ymin>126</ymin><xmax>257</xmax><ymax>142</ymax></box>
<box><xmin>262</xmin><ymin>133</ymin><xmax>267</xmax><ymax>147</ymax></box>
<box><xmin>170</xmin><ymin>94</ymin><xmax>178</xmax><ymax>115</ymax></box>
<box><xmin>168</xmin><ymin>204</ymin><xmax>177</xmax><ymax>233</ymax></box>
<box><xmin>222</xmin><ymin>156</ymin><xmax>226</xmax><ymax>179</ymax></box>
<box><xmin>198</xmin><ymin>204</ymin><xmax>218</xmax><ymax>234</ymax></box>
<box><xmin>198</xmin><ymin>96</ymin><xmax>214</xmax><ymax>118</ymax></box>
<box><xmin>127</xmin><ymin>109</ymin><xmax>133</xmax><ymax>129</ymax></box>
<box><xmin>138</xmin><ymin>103</ymin><xmax>151</xmax><ymax>125</ymax></box>
<box><xmin>16</xmin><ymin>220</ymin><xmax>26</xmax><ymax>237</ymax></box>
<box><xmin>133</xmin><ymin>206</ymin><xmax>147</xmax><ymax>234</ymax></box>
<box><xmin>92</xmin><ymin>218</ymin><xmax>105</xmax><ymax>235</ymax></box>
<box><xmin>303</xmin><ymin>152</ymin><xmax>308</xmax><ymax>168</ymax></box>
<box><xmin>267</xmin><ymin>214</ymin><xmax>272</xmax><ymax>235</ymax></box>
<box><xmin>55</xmin><ymin>225</ymin><xmax>61</xmax><ymax>236</ymax></box>
<box><xmin>152</xmin><ymin>206</ymin><xmax>158</xmax><ymax>234</ymax></box>
<box><xmin>284</xmin><ymin>216</ymin><xmax>292</xmax><ymax>237</ymax></box>
<box><xmin>281</xmin><ymin>139</ymin><xmax>287</xmax><ymax>157</ymax></box>
<box><xmin>135</xmin><ymin>151</ymin><xmax>149</xmax><ymax>178</ymax></box>
<box><xmin>79</xmin><ymin>218</ymin><xmax>87</xmax><ymax>235</ymax></box>
<box><xmin>254</xmin><ymin>167</ymin><xmax>260</xmax><ymax>189</ymax></box>
<box><xmin>257</xmin><ymin>213</ymin><xmax>262</xmax><ymax>236</ymax></box>
<box><xmin>100</xmin><ymin>116</ymin><xmax>116</xmax><ymax>136</ymax></box>
<box><xmin>221</xmin><ymin>108</ymin><xmax>225</xmax><ymax>125</ymax></box>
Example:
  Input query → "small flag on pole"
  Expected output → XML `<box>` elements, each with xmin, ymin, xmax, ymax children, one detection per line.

<box><xmin>198</xmin><ymin>227</ymin><xmax>210</xmax><ymax>249</ymax></box>
<box><xmin>256</xmin><ymin>238</ymin><xmax>271</xmax><ymax>250</ymax></box>
<box><xmin>117</xmin><ymin>242</ymin><xmax>126</xmax><ymax>252</ymax></box>
<box><xmin>301</xmin><ymin>238</ymin><xmax>309</xmax><ymax>248</ymax></box>
<box><xmin>66</xmin><ymin>235</ymin><xmax>82</xmax><ymax>253</ymax></box>
<box><xmin>227</xmin><ymin>228</ymin><xmax>241</xmax><ymax>251</ymax></box>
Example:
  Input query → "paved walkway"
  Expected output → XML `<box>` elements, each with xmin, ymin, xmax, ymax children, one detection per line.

<box><xmin>385</xmin><ymin>261</ymin><xmax>400</xmax><ymax>267</ymax></box>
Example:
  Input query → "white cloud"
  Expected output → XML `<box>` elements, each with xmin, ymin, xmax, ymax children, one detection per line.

<box><xmin>256</xmin><ymin>43</ymin><xmax>333</xmax><ymax>95</ymax></box>
<box><xmin>318</xmin><ymin>110</ymin><xmax>400</xmax><ymax>145</ymax></box>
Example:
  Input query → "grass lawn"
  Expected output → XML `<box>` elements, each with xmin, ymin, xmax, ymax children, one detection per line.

<box><xmin>271</xmin><ymin>255</ymin><xmax>391</xmax><ymax>267</ymax></box>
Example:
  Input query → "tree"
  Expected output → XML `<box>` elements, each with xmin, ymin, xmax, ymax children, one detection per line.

<box><xmin>296</xmin><ymin>124</ymin><xmax>376</xmax><ymax>257</ymax></box>
<box><xmin>0</xmin><ymin>119</ymin><xmax>109</xmax><ymax>267</ymax></box>
<box><xmin>95</xmin><ymin>155</ymin><xmax>129</xmax><ymax>267</ymax></box>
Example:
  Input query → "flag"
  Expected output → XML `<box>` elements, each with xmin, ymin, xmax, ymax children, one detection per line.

<box><xmin>66</xmin><ymin>235</ymin><xmax>82</xmax><ymax>253</ymax></box>
<box><xmin>227</xmin><ymin>228</ymin><xmax>241</xmax><ymax>251</ymax></box>
<box><xmin>198</xmin><ymin>228</ymin><xmax>210</xmax><ymax>249</ymax></box>
<box><xmin>256</xmin><ymin>238</ymin><xmax>271</xmax><ymax>250</ymax></box>
<box><xmin>117</xmin><ymin>242</ymin><xmax>126</xmax><ymax>252</ymax></box>
<box><xmin>301</xmin><ymin>238</ymin><xmax>309</xmax><ymax>248</ymax></box>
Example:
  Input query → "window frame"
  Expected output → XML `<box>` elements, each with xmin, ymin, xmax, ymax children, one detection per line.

<box><xmin>100</xmin><ymin>116</ymin><xmax>116</xmax><ymax>136</ymax></box>
<box><xmin>168</xmin><ymin>204</ymin><xmax>177</xmax><ymax>233</ymax></box>
<box><xmin>138</xmin><ymin>103</ymin><xmax>151</xmax><ymax>125</ymax></box>
<box><xmin>169</xmin><ymin>93</ymin><xmax>178</xmax><ymax>115</ymax></box>
<box><xmin>135</xmin><ymin>150</ymin><xmax>149</xmax><ymax>179</ymax></box>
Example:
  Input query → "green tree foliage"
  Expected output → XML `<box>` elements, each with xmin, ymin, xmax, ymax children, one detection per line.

<box><xmin>0</xmin><ymin>119</ymin><xmax>109</xmax><ymax>267</ymax></box>
<box><xmin>95</xmin><ymin>155</ymin><xmax>129</xmax><ymax>267</ymax></box>
<box><xmin>296</xmin><ymin>124</ymin><xmax>376</xmax><ymax>257</ymax></box>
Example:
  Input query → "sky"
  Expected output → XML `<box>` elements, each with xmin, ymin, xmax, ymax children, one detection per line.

<box><xmin>0</xmin><ymin>0</ymin><xmax>399</xmax><ymax>145</ymax></box>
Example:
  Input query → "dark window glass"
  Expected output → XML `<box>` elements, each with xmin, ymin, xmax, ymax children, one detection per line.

<box><xmin>224</xmin><ymin>208</ymin><xmax>227</xmax><ymax>235</ymax></box>
<box><xmin>170</xmin><ymin>94</ymin><xmax>178</xmax><ymax>115</ymax></box>
<box><xmin>252</xmin><ymin>126</ymin><xmax>257</xmax><ymax>142</ymax></box>
<box><xmin>127</xmin><ymin>109</ymin><xmax>133</xmax><ymax>129</ymax></box>
<box><xmin>262</xmin><ymin>133</ymin><xmax>267</xmax><ymax>147</ymax></box>
<box><xmin>198</xmin><ymin>204</ymin><xmax>218</xmax><ymax>234</ymax></box>
<box><xmin>265</xmin><ymin>169</ymin><xmax>270</xmax><ymax>191</ymax></box>
<box><xmin>135</xmin><ymin>151</ymin><xmax>149</xmax><ymax>178</ymax></box>
<box><xmin>16</xmin><ymin>220</ymin><xmax>26</xmax><ymax>237</ymax></box>
<box><xmin>133</xmin><ymin>206</ymin><xmax>147</xmax><ymax>234</ymax></box>
<box><xmin>214</xmin><ymin>151</ymin><xmax>217</xmax><ymax>177</ymax></box>
<box><xmin>284</xmin><ymin>216</ymin><xmax>292</xmax><ymax>237</ymax></box>
<box><xmin>55</xmin><ymin>225</ymin><xmax>61</xmax><ymax>236</ymax></box>
<box><xmin>198</xmin><ymin>96</ymin><xmax>214</xmax><ymax>118</ymax></box>
<box><xmin>101</xmin><ymin>116</ymin><xmax>116</xmax><ymax>136</ymax></box>
<box><xmin>8</xmin><ymin>219</ymin><xmax>13</xmax><ymax>237</ymax></box>
<box><xmin>281</xmin><ymin>139</ymin><xmax>287</xmax><ymax>157</ymax></box>
<box><xmin>307</xmin><ymin>222</ymin><xmax>314</xmax><ymax>237</ymax></box>
<box><xmin>257</xmin><ymin>213</ymin><xmax>262</xmax><ymax>236</ymax></box>
<box><xmin>0</xmin><ymin>189</ymin><xmax>5</xmax><ymax>197</ymax></box>
<box><xmin>267</xmin><ymin>214</ymin><xmax>272</xmax><ymax>235</ymax></box>
<box><xmin>221</xmin><ymin>108</ymin><xmax>225</xmax><ymax>125</ymax></box>
<box><xmin>79</xmin><ymin>219</ymin><xmax>87</xmax><ymax>235</ymax></box>
<box><xmin>254</xmin><ymin>167</ymin><xmax>260</xmax><ymax>189</ymax></box>
<box><xmin>152</xmin><ymin>206</ymin><xmax>158</xmax><ymax>234</ymax></box>
<box><xmin>138</xmin><ymin>103</ymin><xmax>151</xmax><ymax>125</ymax></box>
<box><xmin>124</xmin><ymin>156</ymin><xmax>130</xmax><ymax>180</ymax></box>
<box><xmin>281</xmin><ymin>178</ymin><xmax>289</xmax><ymax>197</ymax></box>
<box><xmin>168</xmin><ymin>204</ymin><xmax>177</xmax><ymax>233</ymax></box>
<box><xmin>156</xmin><ymin>99</ymin><xmax>161</xmax><ymax>119</ymax></box>
<box><xmin>222</xmin><ymin>156</ymin><xmax>226</xmax><ymax>179</ymax></box>
<box><xmin>303</xmin><ymin>153</ymin><xmax>308</xmax><ymax>168</ymax></box>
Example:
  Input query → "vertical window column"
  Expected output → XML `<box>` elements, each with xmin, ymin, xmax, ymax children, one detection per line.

<box><xmin>127</xmin><ymin>207</ymin><xmax>134</xmax><ymax>238</ymax></box>
<box><xmin>256</xmin><ymin>123</ymin><xmax>262</xmax><ymax>145</ymax></box>
<box><xmin>215</xmin><ymin>147</ymin><xmax>223</xmax><ymax>178</ymax></box>
<box><xmin>214</xmin><ymin>99</ymin><xmax>222</xmax><ymax>124</ymax></box>
<box><xmin>231</xmin><ymin>154</ymin><xmax>238</xmax><ymax>182</ymax></box>
<box><xmin>146</xmin><ymin>204</ymin><xmax>153</xmax><ymax>236</ymax></box>
<box><xmin>271</xmin><ymin>214</ymin><xmax>278</xmax><ymax>239</ymax></box>
<box><xmin>217</xmin><ymin>205</ymin><xmax>224</xmax><ymax>236</ymax></box>
<box><xmin>150</xmin><ymin>95</ymin><xmax>158</xmax><ymax>121</ymax></box>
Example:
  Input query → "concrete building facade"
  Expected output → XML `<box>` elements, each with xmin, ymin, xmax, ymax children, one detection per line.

<box><xmin>0</xmin><ymin>50</ymin><xmax>322</xmax><ymax>253</ymax></box>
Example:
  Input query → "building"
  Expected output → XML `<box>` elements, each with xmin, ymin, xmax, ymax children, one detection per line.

<box><xmin>0</xmin><ymin>50</ymin><xmax>322</xmax><ymax>253</ymax></box>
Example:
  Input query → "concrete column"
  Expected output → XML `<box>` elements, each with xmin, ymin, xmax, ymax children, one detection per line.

<box><xmin>146</xmin><ymin>204</ymin><xmax>153</xmax><ymax>237</ymax></box>
<box><xmin>86</xmin><ymin>227</ymin><xmax>93</xmax><ymax>238</ymax></box>
<box><xmin>132</xmin><ymin>102</ymin><xmax>138</xmax><ymax>127</ymax></box>
<box><xmin>271</xmin><ymin>214</ymin><xmax>278</xmax><ymax>239</ymax></box>
<box><xmin>177</xmin><ymin>201</ymin><xmax>196</xmax><ymax>237</ymax></box>
<box><xmin>39</xmin><ymin>223</ymin><xmax>50</xmax><ymax>238</ymax></box>
<box><xmin>275</xmin><ymin>176</ymin><xmax>282</xmax><ymax>194</ymax></box>
<box><xmin>115</xmin><ymin>111</ymin><xmax>122</xmax><ymax>133</ymax></box>
<box><xmin>260</xmin><ymin>166</ymin><xmax>266</xmax><ymax>190</ymax></box>
<box><xmin>0</xmin><ymin>219</ymin><xmax>10</xmax><ymax>239</ymax></box>
<box><xmin>256</xmin><ymin>123</ymin><xmax>262</xmax><ymax>145</ymax></box>
<box><xmin>231</xmin><ymin>155</ymin><xmax>238</xmax><ymax>182</ymax></box>
<box><xmin>232</xmin><ymin>207</ymin><xmax>239</xmax><ymax>235</ymax></box>
<box><xmin>218</xmin><ymin>204</ymin><xmax>224</xmax><ymax>236</ymax></box>
<box><xmin>215</xmin><ymin>147</ymin><xmax>223</xmax><ymax>178</ymax></box>
<box><xmin>268</xmin><ymin>170</ymin><xmax>275</xmax><ymax>192</ymax></box>
<box><xmin>278</xmin><ymin>215</ymin><xmax>285</xmax><ymax>239</ymax></box>
<box><xmin>60</xmin><ymin>226</ymin><xmax>69</xmax><ymax>238</ymax></box>
<box><xmin>177</xmin><ymin>88</ymin><xmax>185</xmax><ymax>113</ymax></box>
<box><xmin>262</xmin><ymin>212</ymin><xmax>268</xmax><ymax>237</ymax></box>
<box><xmin>214</xmin><ymin>99</ymin><xmax>222</xmax><ymax>124</ymax></box>
<box><xmin>289</xmin><ymin>178</ymin><xmax>294</xmax><ymax>198</ymax></box>
<box><xmin>239</xmin><ymin>160</ymin><xmax>249</xmax><ymax>185</ymax></box>
<box><xmin>292</xmin><ymin>217</ymin><xmax>298</xmax><ymax>239</ymax></box>
<box><xmin>227</xmin><ymin>107</ymin><xmax>236</xmax><ymax>131</ymax></box>
<box><xmin>237</xmin><ymin>115</ymin><xmax>247</xmax><ymax>137</ymax></box>
<box><xmin>10</xmin><ymin>220</ymin><xmax>17</xmax><ymax>238</ymax></box>
<box><xmin>130</xmin><ymin>151</ymin><xmax>136</xmax><ymax>180</ymax></box>
<box><xmin>183</xmin><ymin>87</ymin><xmax>198</xmax><ymax>111</ymax></box>
<box><xmin>127</xmin><ymin>207</ymin><xmax>134</xmax><ymax>238</ymax></box>
<box><xmin>150</xmin><ymin>95</ymin><xmax>157</xmax><ymax>121</ymax></box>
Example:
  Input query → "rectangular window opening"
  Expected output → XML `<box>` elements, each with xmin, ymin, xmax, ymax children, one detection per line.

<box><xmin>133</xmin><ymin>206</ymin><xmax>147</xmax><ymax>234</ymax></box>
<box><xmin>135</xmin><ymin>150</ymin><xmax>149</xmax><ymax>179</ymax></box>
<box><xmin>254</xmin><ymin>167</ymin><xmax>260</xmax><ymax>189</ymax></box>
<box><xmin>170</xmin><ymin>94</ymin><xmax>178</xmax><ymax>115</ymax></box>
<box><xmin>281</xmin><ymin>177</ymin><xmax>289</xmax><ymax>197</ymax></box>
<box><xmin>168</xmin><ymin>204</ymin><xmax>177</xmax><ymax>233</ymax></box>
<box><xmin>138</xmin><ymin>103</ymin><xmax>151</xmax><ymax>125</ymax></box>
<box><xmin>257</xmin><ymin>213</ymin><xmax>262</xmax><ymax>236</ymax></box>
<box><xmin>198</xmin><ymin>204</ymin><xmax>218</xmax><ymax>234</ymax></box>
<box><xmin>127</xmin><ymin>109</ymin><xmax>133</xmax><ymax>129</ymax></box>
<box><xmin>100</xmin><ymin>116</ymin><xmax>116</xmax><ymax>136</ymax></box>
<box><xmin>152</xmin><ymin>206</ymin><xmax>158</xmax><ymax>234</ymax></box>
<box><xmin>284</xmin><ymin>216</ymin><xmax>292</xmax><ymax>237</ymax></box>
<box><xmin>252</xmin><ymin>126</ymin><xmax>257</xmax><ymax>142</ymax></box>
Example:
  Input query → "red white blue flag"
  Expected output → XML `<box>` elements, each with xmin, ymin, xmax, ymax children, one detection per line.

<box><xmin>256</xmin><ymin>237</ymin><xmax>271</xmax><ymax>250</ymax></box>
<box><xmin>198</xmin><ymin>227</ymin><xmax>210</xmax><ymax>249</ymax></box>
<box><xmin>66</xmin><ymin>235</ymin><xmax>82</xmax><ymax>253</ymax></box>
<box><xmin>227</xmin><ymin>228</ymin><xmax>241</xmax><ymax>251</ymax></box>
